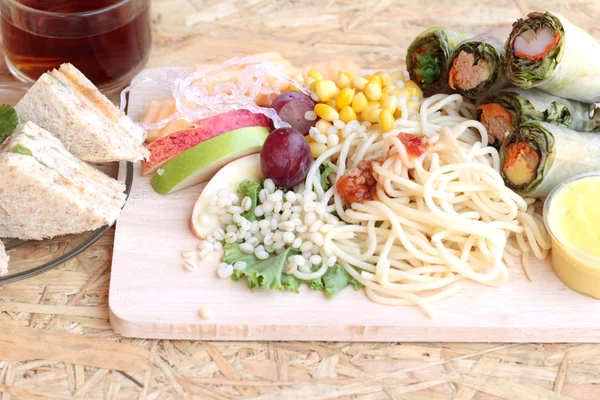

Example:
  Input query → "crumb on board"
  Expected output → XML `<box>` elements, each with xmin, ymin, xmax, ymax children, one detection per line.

<box><xmin>199</xmin><ymin>307</ymin><xmax>213</xmax><ymax>320</ymax></box>
<box><xmin>183</xmin><ymin>259</ymin><xmax>198</xmax><ymax>272</ymax></box>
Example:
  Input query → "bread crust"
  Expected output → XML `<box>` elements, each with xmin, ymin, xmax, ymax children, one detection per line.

<box><xmin>0</xmin><ymin>123</ymin><xmax>126</xmax><ymax>240</ymax></box>
<box><xmin>15</xmin><ymin>64</ymin><xmax>149</xmax><ymax>163</ymax></box>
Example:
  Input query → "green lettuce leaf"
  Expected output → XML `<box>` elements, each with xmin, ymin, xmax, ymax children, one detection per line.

<box><xmin>321</xmin><ymin>264</ymin><xmax>364</xmax><ymax>298</ymax></box>
<box><xmin>238</xmin><ymin>179</ymin><xmax>261</xmax><ymax>221</ymax></box>
<box><xmin>226</xmin><ymin>243</ymin><xmax>301</xmax><ymax>292</ymax></box>
<box><xmin>414</xmin><ymin>53</ymin><xmax>441</xmax><ymax>85</ymax></box>
<box><xmin>309</xmin><ymin>278</ymin><xmax>325</xmax><ymax>291</ymax></box>
<box><xmin>223</xmin><ymin>242</ymin><xmax>363</xmax><ymax>298</ymax></box>
<box><xmin>10</xmin><ymin>144</ymin><xmax>33</xmax><ymax>156</ymax></box>
<box><xmin>319</xmin><ymin>162</ymin><xmax>335</xmax><ymax>191</ymax></box>
<box><xmin>281</xmin><ymin>273</ymin><xmax>302</xmax><ymax>292</ymax></box>
<box><xmin>0</xmin><ymin>105</ymin><xmax>18</xmax><ymax>144</ymax></box>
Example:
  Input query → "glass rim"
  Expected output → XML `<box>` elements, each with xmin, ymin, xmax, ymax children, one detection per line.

<box><xmin>543</xmin><ymin>171</ymin><xmax>600</xmax><ymax>264</ymax></box>
<box><xmin>2</xmin><ymin>0</ymin><xmax>137</xmax><ymax>17</ymax></box>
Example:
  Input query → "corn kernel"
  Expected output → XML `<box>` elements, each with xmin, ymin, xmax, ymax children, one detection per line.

<box><xmin>351</xmin><ymin>92</ymin><xmax>368</xmax><ymax>113</ymax></box>
<box><xmin>339</xmin><ymin>106</ymin><xmax>357</xmax><ymax>124</ymax></box>
<box><xmin>310</xmin><ymin>80</ymin><xmax>319</xmax><ymax>92</ymax></box>
<box><xmin>342</xmin><ymin>70</ymin><xmax>354</xmax><ymax>80</ymax></box>
<box><xmin>379</xmin><ymin>109</ymin><xmax>394</xmax><ymax>132</ymax></box>
<box><xmin>287</xmin><ymin>84</ymin><xmax>302</xmax><ymax>92</ymax></box>
<box><xmin>306</xmin><ymin>77</ymin><xmax>316</xmax><ymax>86</ymax></box>
<box><xmin>314</xmin><ymin>103</ymin><xmax>339</xmax><ymax>122</ymax></box>
<box><xmin>404</xmin><ymin>80</ymin><xmax>419</xmax><ymax>89</ymax></box>
<box><xmin>381</xmin><ymin>95</ymin><xmax>398</xmax><ymax>114</ymax></box>
<box><xmin>394</xmin><ymin>108</ymin><xmax>402</xmax><ymax>118</ymax></box>
<box><xmin>412</xmin><ymin>85</ymin><xmax>424</xmax><ymax>99</ymax></box>
<box><xmin>394</xmin><ymin>88</ymin><xmax>411</xmax><ymax>98</ymax></box>
<box><xmin>308</xmin><ymin>69</ymin><xmax>323</xmax><ymax>81</ymax></box>
<box><xmin>310</xmin><ymin>142</ymin><xmax>328</xmax><ymax>158</ymax></box>
<box><xmin>393</xmin><ymin>86</ymin><xmax>421</xmax><ymax>99</ymax></box>
<box><xmin>367</xmin><ymin>100</ymin><xmax>381</xmax><ymax>109</ymax></box>
<box><xmin>315</xmin><ymin>119</ymin><xmax>333</xmax><ymax>135</ymax></box>
<box><xmin>364</xmin><ymin>81</ymin><xmax>382</xmax><ymax>101</ymax></box>
<box><xmin>336</xmin><ymin>88</ymin><xmax>355</xmax><ymax>110</ymax></box>
<box><xmin>379</xmin><ymin>92</ymin><xmax>388</xmax><ymax>104</ymax></box>
<box><xmin>367</xmin><ymin>74</ymin><xmax>383</xmax><ymax>86</ymax></box>
<box><xmin>326</xmin><ymin>99</ymin><xmax>337</xmax><ymax>109</ymax></box>
<box><xmin>335</xmin><ymin>71</ymin><xmax>351</xmax><ymax>90</ymax></box>
<box><xmin>351</xmin><ymin>92</ymin><xmax>369</xmax><ymax>114</ymax></box>
<box><xmin>362</xmin><ymin>107</ymin><xmax>382</xmax><ymax>123</ymax></box>
<box><xmin>315</xmin><ymin>80</ymin><xmax>338</xmax><ymax>102</ymax></box>
<box><xmin>375</xmin><ymin>71</ymin><xmax>392</xmax><ymax>87</ymax></box>
<box><xmin>382</xmin><ymin>85</ymin><xmax>393</xmax><ymax>94</ymax></box>
<box><xmin>306</xmin><ymin>134</ymin><xmax>315</xmax><ymax>143</ymax></box>
<box><xmin>351</xmin><ymin>77</ymin><xmax>369</xmax><ymax>91</ymax></box>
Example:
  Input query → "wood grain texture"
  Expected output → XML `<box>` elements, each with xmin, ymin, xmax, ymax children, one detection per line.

<box><xmin>110</xmin><ymin>71</ymin><xmax>600</xmax><ymax>342</ymax></box>
<box><xmin>2</xmin><ymin>0</ymin><xmax>600</xmax><ymax>398</ymax></box>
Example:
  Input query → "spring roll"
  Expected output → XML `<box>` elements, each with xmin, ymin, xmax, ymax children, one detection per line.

<box><xmin>448</xmin><ymin>27</ymin><xmax>512</xmax><ymax>98</ymax></box>
<box><xmin>500</xmin><ymin>121</ymin><xmax>600</xmax><ymax>198</ymax></box>
<box><xmin>504</xmin><ymin>11</ymin><xmax>600</xmax><ymax>103</ymax></box>
<box><xmin>406</xmin><ymin>28</ymin><xmax>469</xmax><ymax>96</ymax></box>
<box><xmin>477</xmin><ymin>88</ymin><xmax>600</xmax><ymax>146</ymax></box>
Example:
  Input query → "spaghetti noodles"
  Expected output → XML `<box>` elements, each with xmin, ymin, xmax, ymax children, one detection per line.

<box><xmin>303</xmin><ymin>93</ymin><xmax>551</xmax><ymax>317</ymax></box>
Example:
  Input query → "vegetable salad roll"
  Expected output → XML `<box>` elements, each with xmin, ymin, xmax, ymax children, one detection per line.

<box><xmin>477</xmin><ymin>88</ymin><xmax>600</xmax><ymax>146</ymax></box>
<box><xmin>448</xmin><ymin>27</ymin><xmax>512</xmax><ymax>98</ymax></box>
<box><xmin>504</xmin><ymin>11</ymin><xmax>600</xmax><ymax>103</ymax></box>
<box><xmin>500</xmin><ymin>121</ymin><xmax>600</xmax><ymax>198</ymax></box>
<box><xmin>406</xmin><ymin>28</ymin><xmax>469</xmax><ymax>96</ymax></box>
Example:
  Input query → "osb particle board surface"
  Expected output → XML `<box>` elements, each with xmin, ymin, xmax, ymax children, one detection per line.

<box><xmin>2</xmin><ymin>0</ymin><xmax>600</xmax><ymax>398</ymax></box>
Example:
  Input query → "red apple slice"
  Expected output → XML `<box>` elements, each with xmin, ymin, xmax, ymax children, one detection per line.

<box><xmin>141</xmin><ymin>110</ymin><xmax>270</xmax><ymax>175</ymax></box>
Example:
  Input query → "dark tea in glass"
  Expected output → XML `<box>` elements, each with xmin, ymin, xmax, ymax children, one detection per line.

<box><xmin>1</xmin><ymin>0</ymin><xmax>152</xmax><ymax>92</ymax></box>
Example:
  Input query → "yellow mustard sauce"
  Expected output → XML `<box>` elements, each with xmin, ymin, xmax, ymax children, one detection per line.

<box><xmin>546</xmin><ymin>175</ymin><xmax>600</xmax><ymax>298</ymax></box>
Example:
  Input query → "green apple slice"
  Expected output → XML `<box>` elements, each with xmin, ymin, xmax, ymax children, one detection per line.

<box><xmin>190</xmin><ymin>153</ymin><xmax>262</xmax><ymax>239</ymax></box>
<box><xmin>151</xmin><ymin>126</ymin><xmax>269</xmax><ymax>194</ymax></box>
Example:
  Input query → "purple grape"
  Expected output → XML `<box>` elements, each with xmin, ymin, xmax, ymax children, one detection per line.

<box><xmin>270</xmin><ymin>91</ymin><xmax>316</xmax><ymax>136</ymax></box>
<box><xmin>271</xmin><ymin>91</ymin><xmax>315</xmax><ymax>113</ymax></box>
<box><xmin>261</xmin><ymin>127</ymin><xmax>312</xmax><ymax>188</ymax></box>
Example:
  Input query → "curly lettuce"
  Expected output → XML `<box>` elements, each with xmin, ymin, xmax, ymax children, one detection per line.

<box><xmin>319</xmin><ymin>162</ymin><xmax>335</xmax><ymax>191</ymax></box>
<box><xmin>0</xmin><ymin>105</ymin><xmax>18</xmax><ymax>145</ymax></box>
<box><xmin>477</xmin><ymin>89</ymin><xmax>600</xmax><ymax>139</ymax></box>
<box><xmin>406</xmin><ymin>28</ymin><xmax>469</xmax><ymax>96</ymax></box>
<box><xmin>224</xmin><ymin>243</ymin><xmax>363</xmax><ymax>298</ymax></box>
<box><xmin>448</xmin><ymin>35</ymin><xmax>506</xmax><ymax>98</ymax></box>
<box><xmin>238</xmin><ymin>179</ymin><xmax>260</xmax><ymax>221</ymax></box>
<box><xmin>225</xmin><ymin>179</ymin><xmax>364</xmax><ymax>298</ymax></box>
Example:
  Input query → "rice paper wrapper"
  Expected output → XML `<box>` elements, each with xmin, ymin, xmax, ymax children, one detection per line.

<box><xmin>509</xmin><ymin>12</ymin><xmax>600</xmax><ymax>103</ymax></box>
<box><xmin>518</xmin><ymin>122</ymin><xmax>600</xmax><ymax>197</ymax></box>
<box><xmin>496</xmin><ymin>88</ymin><xmax>599</xmax><ymax>132</ymax></box>
<box><xmin>449</xmin><ymin>26</ymin><xmax>513</xmax><ymax>98</ymax></box>
<box><xmin>406</xmin><ymin>28</ymin><xmax>470</xmax><ymax>96</ymax></box>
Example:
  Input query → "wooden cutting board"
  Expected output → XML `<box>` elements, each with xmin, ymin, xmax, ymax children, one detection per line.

<box><xmin>109</xmin><ymin>67</ymin><xmax>600</xmax><ymax>342</ymax></box>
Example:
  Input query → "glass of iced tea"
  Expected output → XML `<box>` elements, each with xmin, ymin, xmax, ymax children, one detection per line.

<box><xmin>0</xmin><ymin>0</ymin><xmax>152</xmax><ymax>93</ymax></box>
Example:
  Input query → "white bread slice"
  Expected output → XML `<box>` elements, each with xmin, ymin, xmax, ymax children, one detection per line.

<box><xmin>0</xmin><ymin>240</ymin><xmax>8</xmax><ymax>276</ymax></box>
<box><xmin>0</xmin><ymin>122</ymin><xmax>126</xmax><ymax>240</ymax></box>
<box><xmin>15</xmin><ymin>63</ymin><xmax>149</xmax><ymax>163</ymax></box>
